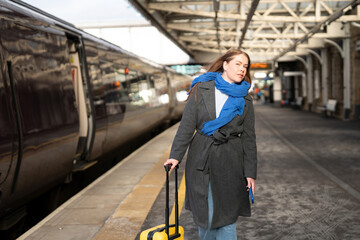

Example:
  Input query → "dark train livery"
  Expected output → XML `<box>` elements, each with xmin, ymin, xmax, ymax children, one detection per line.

<box><xmin>0</xmin><ymin>0</ymin><xmax>192</xmax><ymax>230</ymax></box>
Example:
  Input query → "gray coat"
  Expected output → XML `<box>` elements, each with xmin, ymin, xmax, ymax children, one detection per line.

<box><xmin>169</xmin><ymin>80</ymin><xmax>257</xmax><ymax>229</ymax></box>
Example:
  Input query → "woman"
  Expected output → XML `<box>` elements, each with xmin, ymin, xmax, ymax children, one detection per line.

<box><xmin>164</xmin><ymin>49</ymin><xmax>257</xmax><ymax>240</ymax></box>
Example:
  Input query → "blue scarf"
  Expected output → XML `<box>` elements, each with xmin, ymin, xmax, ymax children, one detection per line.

<box><xmin>189</xmin><ymin>72</ymin><xmax>250</xmax><ymax>135</ymax></box>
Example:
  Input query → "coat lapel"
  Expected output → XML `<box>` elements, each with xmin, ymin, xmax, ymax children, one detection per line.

<box><xmin>237</xmin><ymin>94</ymin><xmax>252</xmax><ymax>122</ymax></box>
<box><xmin>198</xmin><ymin>81</ymin><xmax>251</xmax><ymax>121</ymax></box>
<box><xmin>199</xmin><ymin>81</ymin><xmax>216</xmax><ymax>120</ymax></box>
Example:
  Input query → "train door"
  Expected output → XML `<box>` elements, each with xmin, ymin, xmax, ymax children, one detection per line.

<box><xmin>0</xmin><ymin>17</ymin><xmax>80</xmax><ymax>230</ymax></box>
<box><xmin>67</xmin><ymin>35</ymin><xmax>96</xmax><ymax>170</ymax></box>
<box><xmin>0</xmin><ymin>26</ymin><xmax>27</xmax><ymax>230</ymax></box>
<box><xmin>85</xmin><ymin>40</ymin><xmax>108</xmax><ymax>161</ymax></box>
<box><xmin>0</xmin><ymin>41</ymin><xmax>21</xmax><ymax>199</ymax></box>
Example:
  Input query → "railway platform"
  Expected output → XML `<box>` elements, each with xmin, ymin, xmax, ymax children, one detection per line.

<box><xmin>18</xmin><ymin>104</ymin><xmax>360</xmax><ymax>240</ymax></box>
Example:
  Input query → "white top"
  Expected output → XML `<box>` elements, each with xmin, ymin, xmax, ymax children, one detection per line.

<box><xmin>215</xmin><ymin>87</ymin><xmax>229</xmax><ymax>118</ymax></box>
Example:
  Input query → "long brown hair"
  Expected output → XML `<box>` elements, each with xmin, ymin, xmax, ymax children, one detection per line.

<box><xmin>207</xmin><ymin>49</ymin><xmax>252</xmax><ymax>84</ymax></box>
<box><xmin>188</xmin><ymin>49</ymin><xmax>252</xmax><ymax>99</ymax></box>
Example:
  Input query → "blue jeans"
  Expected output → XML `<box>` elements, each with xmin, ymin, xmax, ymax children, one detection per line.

<box><xmin>198</xmin><ymin>181</ymin><xmax>237</xmax><ymax>240</ymax></box>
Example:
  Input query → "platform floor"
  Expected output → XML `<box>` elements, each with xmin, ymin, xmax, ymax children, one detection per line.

<box><xmin>19</xmin><ymin>104</ymin><xmax>360</xmax><ymax>240</ymax></box>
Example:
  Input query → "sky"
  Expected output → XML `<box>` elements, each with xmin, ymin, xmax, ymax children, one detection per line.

<box><xmin>22</xmin><ymin>0</ymin><xmax>190</xmax><ymax>65</ymax></box>
<box><xmin>23</xmin><ymin>0</ymin><xmax>144</xmax><ymax>24</ymax></box>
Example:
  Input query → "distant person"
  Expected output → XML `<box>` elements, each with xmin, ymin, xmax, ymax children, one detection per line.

<box><xmin>260</xmin><ymin>90</ymin><xmax>266</xmax><ymax>104</ymax></box>
<box><xmin>269</xmin><ymin>84</ymin><xmax>274</xmax><ymax>103</ymax></box>
<box><xmin>164</xmin><ymin>49</ymin><xmax>257</xmax><ymax>240</ymax></box>
<box><xmin>253</xmin><ymin>85</ymin><xmax>260</xmax><ymax>100</ymax></box>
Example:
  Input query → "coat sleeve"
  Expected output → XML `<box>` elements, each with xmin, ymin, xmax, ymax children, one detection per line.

<box><xmin>242</xmin><ymin>99</ymin><xmax>257</xmax><ymax>179</ymax></box>
<box><xmin>169</xmin><ymin>87</ymin><xmax>198</xmax><ymax>162</ymax></box>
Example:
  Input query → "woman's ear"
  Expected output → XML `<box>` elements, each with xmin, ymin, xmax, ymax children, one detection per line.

<box><xmin>223</xmin><ymin>61</ymin><xmax>228</xmax><ymax>71</ymax></box>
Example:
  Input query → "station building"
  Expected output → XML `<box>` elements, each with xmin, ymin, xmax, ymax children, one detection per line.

<box><xmin>274</xmin><ymin>22</ymin><xmax>360</xmax><ymax>120</ymax></box>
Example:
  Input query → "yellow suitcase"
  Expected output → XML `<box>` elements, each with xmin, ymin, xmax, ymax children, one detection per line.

<box><xmin>139</xmin><ymin>224</ymin><xmax>184</xmax><ymax>240</ymax></box>
<box><xmin>140</xmin><ymin>165</ymin><xmax>184</xmax><ymax>240</ymax></box>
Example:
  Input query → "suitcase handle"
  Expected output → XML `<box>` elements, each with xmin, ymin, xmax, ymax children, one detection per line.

<box><xmin>164</xmin><ymin>164</ymin><xmax>180</xmax><ymax>239</ymax></box>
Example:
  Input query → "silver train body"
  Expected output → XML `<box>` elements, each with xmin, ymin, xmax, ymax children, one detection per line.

<box><xmin>0</xmin><ymin>0</ymin><xmax>192</xmax><ymax>229</ymax></box>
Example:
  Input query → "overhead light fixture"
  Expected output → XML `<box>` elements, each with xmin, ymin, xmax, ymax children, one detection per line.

<box><xmin>254</xmin><ymin>72</ymin><xmax>267</xmax><ymax>78</ymax></box>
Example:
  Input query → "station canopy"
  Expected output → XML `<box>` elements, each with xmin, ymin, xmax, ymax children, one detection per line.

<box><xmin>129</xmin><ymin>0</ymin><xmax>360</xmax><ymax>65</ymax></box>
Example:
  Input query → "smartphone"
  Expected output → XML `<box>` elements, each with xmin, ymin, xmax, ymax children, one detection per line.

<box><xmin>249</xmin><ymin>187</ymin><xmax>254</xmax><ymax>204</ymax></box>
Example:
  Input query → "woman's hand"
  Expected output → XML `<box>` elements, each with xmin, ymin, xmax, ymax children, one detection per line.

<box><xmin>246</xmin><ymin>177</ymin><xmax>255</xmax><ymax>194</ymax></box>
<box><xmin>164</xmin><ymin>158</ymin><xmax>179</xmax><ymax>170</ymax></box>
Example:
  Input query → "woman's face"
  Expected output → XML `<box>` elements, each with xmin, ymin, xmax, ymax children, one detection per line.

<box><xmin>222</xmin><ymin>54</ymin><xmax>249</xmax><ymax>84</ymax></box>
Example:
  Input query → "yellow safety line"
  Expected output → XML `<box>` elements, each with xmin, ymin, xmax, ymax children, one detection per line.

<box><xmin>169</xmin><ymin>172</ymin><xmax>186</xmax><ymax>225</ymax></box>
<box><xmin>93</xmin><ymin>147</ymin><xmax>171</xmax><ymax>240</ymax></box>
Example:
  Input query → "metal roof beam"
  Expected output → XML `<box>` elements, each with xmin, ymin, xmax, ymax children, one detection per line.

<box><xmin>238</xmin><ymin>0</ymin><xmax>260</xmax><ymax>49</ymax></box>
<box><xmin>235</xmin><ymin>0</ymin><xmax>245</xmax><ymax>48</ymax></box>
<box><xmin>213</xmin><ymin>0</ymin><xmax>222</xmax><ymax>54</ymax></box>
<box><xmin>129</xmin><ymin>0</ymin><xmax>360</xmax><ymax>64</ymax></box>
<box><xmin>148</xmin><ymin>2</ymin><xmax>359</xmax><ymax>23</ymax></box>
<box><xmin>168</xmin><ymin>24</ymin><xmax>350</xmax><ymax>40</ymax></box>
<box><xmin>181</xmin><ymin>36</ymin><xmax>300</xmax><ymax>49</ymax></box>
<box><xmin>274</xmin><ymin>0</ymin><xmax>360</xmax><ymax>61</ymax></box>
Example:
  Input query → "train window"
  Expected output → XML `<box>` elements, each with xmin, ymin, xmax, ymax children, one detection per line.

<box><xmin>150</xmin><ymin>73</ymin><xmax>169</xmax><ymax>105</ymax></box>
<box><xmin>84</xmin><ymin>42</ymin><xmax>108</xmax><ymax>119</ymax></box>
<box><xmin>113</xmin><ymin>68</ymin><xmax>130</xmax><ymax>103</ymax></box>
<box><xmin>115</xmin><ymin>69</ymin><xmax>126</xmax><ymax>83</ymax></box>
<box><xmin>100</xmin><ymin>60</ymin><xmax>114</xmax><ymax>83</ymax></box>
<box><xmin>103</xmin><ymin>65</ymin><xmax>130</xmax><ymax>106</ymax></box>
<box><xmin>0</xmin><ymin>19</ymin><xmax>77</xmax><ymax>135</ymax></box>
<box><xmin>137</xmin><ymin>74</ymin><xmax>151</xmax><ymax>104</ymax></box>
<box><xmin>170</xmin><ymin>73</ymin><xmax>191</xmax><ymax>102</ymax></box>
<box><xmin>83</xmin><ymin>41</ymin><xmax>101</xmax><ymax>91</ymax></box>
<box><xmin>128</xmin><ymin>70</ymin><xmax>144</xmax><ymax>106</ymax></box>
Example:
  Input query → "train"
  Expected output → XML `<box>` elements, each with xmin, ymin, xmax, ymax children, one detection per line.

<box><xmin>0</xmin><ymin>0</ymin><xmax>192</xmax><ymax>231</ymax></box>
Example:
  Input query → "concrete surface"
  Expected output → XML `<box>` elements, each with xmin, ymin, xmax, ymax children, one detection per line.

<box><xmin>19</xmin><ymin>104</ymin><xmax>360</xmax><ymax>240</ymax></box>
<box><xmin>18</xmin><ymin>124</ymin><xmax>178</xmax><ymax>240</ymax></box>
<box><xmin>140</xmin><ymin>104</ymin><xmax>360</xmax><ymax>240</ymax></box>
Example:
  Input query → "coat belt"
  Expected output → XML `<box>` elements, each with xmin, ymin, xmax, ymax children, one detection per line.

<box><xmin>196</xmin><ymin>128</ymin><xmax>242</xmax><ymax>145</ymax></box>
